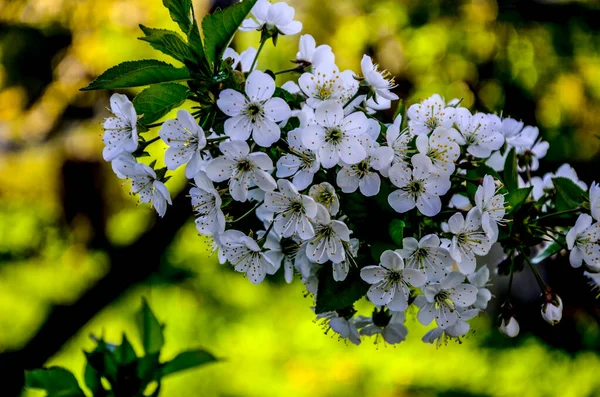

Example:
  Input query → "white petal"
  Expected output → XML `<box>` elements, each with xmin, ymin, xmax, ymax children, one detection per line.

<box><xmin>245</xmin><ymin>70</ymin><xmax>275</xmax><ymax>102</ymax></box>
<box><xmin>252</xmin><ymin>118</ymin><xmax>281</xmax><ymax>147</ymax></box>
<box><xmin>264</xmin><ymin>97</ymin><xmax>292</xmax><ymax>122</ymax></box>
<box><xmin>224</xmin><ymin>114</ymin><xmax>252</xmax><ymax>141</ymax></box>
<box><xmin>388</xmin><ymin>190</ymin><xmax>416</xmax><ymax>213</ymax></box>
<box><xmin>217</xmin><ymin>89</ymin><xmax>246</xmax><ymax>116</ymax></box>
<box><xmin>360</xmin><ymin>266</ymin><xmax>386</xmax><ymax>284</ymax></box>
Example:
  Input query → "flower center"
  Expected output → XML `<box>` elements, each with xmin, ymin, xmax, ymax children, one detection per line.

<box><xmin>316</xmin><ymin>189</ymin><xmax>336</xmax><ymax>207</ymax></box>
<box><xmin>413</xmin><ymin>247</ymin><xmax>429</xmax><ymax>265</ymax></box>
<box><xmin>434</xmin><ymin>290</ymin><xmax>455</xmax><ymax>311</ymax></box>
<box><xmin>325</xmin><ymin>127</ymin><xmax>344</xmax><ymax>144</ymax></box>
<box><xmin>352</xmin><ymin>159</ymin><xmax>371</xmax><ymax>175</ymax></box>
<box><xmin>403</xmin><ymin>180</ymin><xmax>425</xmax><ymax>196</ymax></box>
<box><xmin>245</xmin><ymin>102</ymin><xmax>264</xmax><ymax>123</ymax></box>
<box><xmin>237</xmin><ymin>159</ymin><xmax>254</xmax><ymax>172</ymax></box>
<box><xmin>387</xmin><ymin>270</ymin><xmax>402</xmax><ymax>283</ymax></box>
<box><xmin>426</xmin><ymin>116</ymin><xmax>439</xmax><ymax>130</ymax></box>
<box><xmin>288</xmin><ymin>200</ymin><xmax>305</xmax><ymax>214</ymax></box>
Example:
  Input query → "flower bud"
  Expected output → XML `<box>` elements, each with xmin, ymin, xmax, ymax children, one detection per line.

<box><xmin>541</xmin><ymin>294</ymin><xmax>563</xmax><ymax>325</ymax></box>
<box><xmin>499</xmin><ymin>316</ymin><xmax>520</xmax><ymax>338</ymax></box>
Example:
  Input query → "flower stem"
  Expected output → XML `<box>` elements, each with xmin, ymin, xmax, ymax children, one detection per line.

<box><xmin>505</xmin><ymin>252</ymin><xmax>515</xmax><ymax>303</ymax></box>
<box><xmin>532</xmin><ymin>207</ymin><xmax>582</xmax><ymax>223</ymax></box>
<box><xmin>524</xmin><ymin>254</ymin><xmax>549</xmax><ymax>294</ymax></box>
<box><xmin>342</xmin><ymin>91</ymin><xmax>362</xmax><ymax>109</ymax></box>
<box><xmin>227</xmin><ymin>201</ymin><xmax>264</xmax><ymax>223</ymax></box>
<box><xmin>144</xmin><ymin>136</ymin><xmax>161</xmax><ymax>146</ymax></box>
<box><xmin>250</xmin><ymin>39</ymin><xmax>267</xmax><ymax>73</ymax></box>
<box><xmin>260</xmin><ymin>221</ymin><xmax>276</xmax><ymax>246</ymax></box>
<box><xmin>275</xmin><ymin>67</ymin><xmax>301</xmax><ymax>75</ymax></box>
<box><xmin>532</xmin><ymin>226</ymin><xmax>568</xmax><ymax>250</ymax></box>
<box><xmin>144</xmin><ymin>122</ymin><xmax>163</xmax><ymax>129</ymax></box>
<box><xmin>207</xmin><ymin>135</ymin><xmax>230</xmax><ymax>143</ymax></box>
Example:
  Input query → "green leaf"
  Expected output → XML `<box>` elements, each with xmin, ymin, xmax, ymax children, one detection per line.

<box><xmin>315</xmin><ymin>267</ymin><xmax>369</xmax><ymax>314</ymax></box>
<box><xmin>393</xmin><ymin>99</ymin><xmax>404</xmax><ymax>121</ymax></box>
<box><xmin>162</xmin><ymin>0</ymin><xmax>193</xmax><ymax>34</ymax></box>
<box><xmin>139</xmin><ymin>26</ymin><xmax>194</xmax><ymax>64</ymax></box>
<box><xmin>202</xmin><ymin>0</ymin><xmax>258</xmax><ymax>65</ymax></box>
<box><xmin>370</xmin><ymin>242</ymin><xmax>397</xmax><ymax>262</ymax></box>
<box><xmin>133</xmin><ymin>83</ymin><xmax>189</xmax><ymax>124</ymax></box>
<box><xmin>532</xmin><ymin>241</ymin><xmax>564</xmax><ymax>264</ymax></box>
<box><xmin>161</xmin><ymin>350</ymin><xmax>217</xmax><ymax>378</ymax></box>
<box><xmin>83</xmin><ymin>363</ymin><xmax>105</xmax><ymax>396</ymax></box>
<box><xmin>137</xmin><ymin>299</ymin><xmax>165</xmax><ymax>356</ymax></box>
<box><xmin>116</xmin><ymin>334</ymin><xmax>138</xmax><ymax>365</ymax></box>
<box><xmin>81</xmin><ymin>60</ymin><xmax>190</xmax><ymax>91</ymax></box>
<box><xmin>388</xmin><ymin>219</ymin><xmax>405</xmax><ymax>246</ymax></box>
<box><xmin>84</xmin><ymin>350</ymin><xmax>118</xmax><ymax>384</ymax></box>
<box><xmin>553</xmin><ymin>177</ymin><xmax>587</xmax><ymax>212</ymax></box>
<box><xmin>137</xmin><ymin>353</ymin><xmax>161</xmax><ymax>383</ymax></box>
<box><xmin>25</xmin><ymin>367</ymin><xmax>86</xmax><ymax>397</ymax></box>
<box><xmin>503</xmin><ymin>147</ymin><xmax>518</xmax><ymax>192</ymax></box>
<box><xmin>188</xmin><ymin>18</ymin><xmax>205</xmax><ymax>65</ymax></box>
<box><xmin>507</xmin><ymin>187</ymin><xmax>532</xmax><ymax>213</ymax></box>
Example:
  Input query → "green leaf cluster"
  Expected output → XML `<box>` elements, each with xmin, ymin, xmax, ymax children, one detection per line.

<box><xmin>26</xmin><ymin>299</ymin><xmax>217</xmax><ymax>397</ymax></box>
<box><xmin>81</xmin><ymin>0</ymin><xmax>258</xmax><ymax>127</ymax></box>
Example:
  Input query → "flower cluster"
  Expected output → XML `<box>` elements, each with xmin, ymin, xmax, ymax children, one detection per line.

<box><xmin>95</xmin><ymin>0</ymin><xmax>598</xmax><ymax>347</ymax></box>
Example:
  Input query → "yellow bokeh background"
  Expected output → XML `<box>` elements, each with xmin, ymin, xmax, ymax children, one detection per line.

<box><xmin>1</xmin><ymin>0</ymin><xmax>600</xmax><ymax>396</ymax></box>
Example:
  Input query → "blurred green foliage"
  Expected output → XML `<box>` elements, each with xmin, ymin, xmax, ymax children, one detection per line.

<box><xmin>1</xmin><ymin>0</ymin><xmax>600</xmax><ymax>396</ymax></box>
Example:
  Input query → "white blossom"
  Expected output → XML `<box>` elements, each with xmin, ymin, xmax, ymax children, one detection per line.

<box><xmin>336</xmin><ymin>136</ymin><xmax>394</xmax><ymax>196</ymax></box>
<box><xmin>447</xmin><ymin>209</ymin><xmax>493</xmax><ymax>274</ymax></box>
<box><xmin>264</xmin><ymin>179</ymin><xmax>318</xmax><ymax>239</ymax></box>
<box><xmin>541</xmin><ymin>295</ymin><xmax>563</xmax><ymax>325</ymax></box>
<box><xmin>302</xmin><ymin>100</ymin><xmax>369</xmax><ymax>168</ymax></box>
<box><xmin>357</xmin><ymin>311</ymin><xmax>408</xmax><ymax>345</ymax></box>
<box><xmin>387</xmin><ymin>154</ymin><xmax>451</xmax><ymax>216</ymax></box>
<box><xmin>309</xmin><ymin>182</ymin><xmax>340</xmax><ymax>216</ymax></box>
<box><xmin>219</xmin><ymin>229</ymin><xmax>278</xmax><ymax>284</ymax></box>
<box><xmin>590</xmin><ymin>182</ymin><xmax>600</xmax><ymax>222</ymax></box>
<box><xmin>223</xmin><ymin>46</ymin><xmax>257</xmax><ymax>72</ymax></box>
<box><xmin>467</xmin><ymin>266</ymin><xmax>492</xmax><ymax>310</ymax></box>
<box><xmin>317</xmin><ymin>311</ymin><xmax>361</xmax><ymax>345</ymax></box>
<box><xmin>566</xmin><ymin>214</ymin><xmax>600</xmax><ymax>270</ymax></box>
<box><xmin>113</xmin><ymin>160</ymin><xmax>171</xmax><ymax>217</ymax></box>
<box><xmin>422</xmin><ymin>308</ymin><xmax>479</xmax><ymax>345</ymax></box>
<box><xmin>415</xmin><ymin>271</ymin><xmax>478</xmax><ymax>329</ymax></box>
<box><xmin>240</xmin><ymin>0</ymin><xmax>302</xmax><ymax>36</ymax></box>
<box><xmin>453</xmin><ymin>109</ymin><xmax>504</xmax><ymax>158</ymax></box>
<box><xmin>206</xmin><ymin>140</ymin><xmax>276</xmax><ymax>202</ymax></box>
<box><xmin>398</xmin><ymin>234</ymin><xmax>453</xmax><ymax>282</ymax></box>
<box><xmin>499</xmin><ymin>316</ymin><xmax>520</xmax><ymax>338</ymax></box>
<box><xmin>217</xmin><ymin>70</ymin><xmax>291</xmax><ymax>147</ymax></box>
<box><xmin>305</xmin><ymin>204</ymin><xmax>351</xmax><ymax>264</ymax></box>
<box><xmin>298</xmin><ymin>64</ymin><xmax>346</xmax><ymax>108</ymax></box>
<box><xmin>414</xmin><ymin>127</ymin><xmax>460</xmax><ymax>176</ymax></box>
<box><xmin>296</xmin><ymin>34</ymin><xmax>334</xmax><ymax>69</ymax></box>
<box><xmin>276</xmin><ymin>128</ymin><xmax>320</xmax><ymax>190</ymax></box>
<box><xmin>406</xmin><ymin>94</ymin><xmax>456</xmax><ymax>136</ymax></box>
<box><xmin>384</xmin><ymin>114</ymin><xmax>412</xmax><ymax>174</ymax></box>
<box><xmin>102</xmin><ymin>94</ymin><xmax>138</xmax><ymax>161</ymax></box>
<box><xmin>159</xmin><ymin>110</ymin><xmax>207</xmax><ymax>179</ymax></box>
<box><xmin>513</xmin><ymin>126</ymin><xmax>548</xmax><ymax>172</ymax></box>
<box><xmin>333</xmin><ymin>238</ymin><xmax>358</xmax><ymax>282</ymax></box>
<box><xmin>474</xmin><ymin>175</ymin><xmax>506</xmax><ymax>241</ymax></box>
<box><xmin>360</xmin><ymin>250</ymin><xmax>426</xmax><ymax>311</ymax></box>
<box><xmin>190</xmin><ymin>172</ymin><xmax>225</xmax><ymax>236</ymax></box>
<box><xmin>360</xmin><ymin>54</ymin><xmax>398</xmax><ymax>102</ymax></box>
